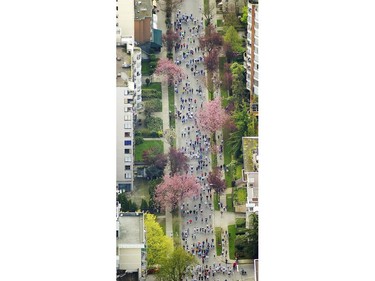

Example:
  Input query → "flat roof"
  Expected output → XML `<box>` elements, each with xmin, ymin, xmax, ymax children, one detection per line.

<box><xmin>247</xmin><ymin>172</ymin><xmax>258</xmax><ymax>201</ymax></box>
<box><xmin>117</xmin><ymin>212</ymin><xmax>144</xmax><ymax>245</ymax></box>
<box><xmin>243</xmin><ymin>137</ymin><xmax>259</xmax><ymax>172</ymax></box>
<box><xmin>135</xmin><ymin>0</ymin><xmax>153</xmax><ymax>20</ymax></box>
<box><xmin>116</xmin><ymin>47</ymin><xmax>132</xmax><ymax>87</ymax></box>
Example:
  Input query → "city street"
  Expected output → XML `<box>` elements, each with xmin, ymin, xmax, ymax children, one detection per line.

<box><xmin>171</xmin><ymin>0</ymin><xmax>254</xmax><ymax>280</ymax></box>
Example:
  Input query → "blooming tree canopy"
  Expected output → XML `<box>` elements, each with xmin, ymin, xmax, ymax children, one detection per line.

<box><xmin>207</xmin><ymin>167</ymin><xmax>226</xmax><ymax>194</ymax></box>
<box><xmin>196</xmin><ymin>97</ymin><xmax>229</xmax><ymax>134</ymax></box>
<box><xmin>154</xmin><ymin>174</ymin><xmax>200</xmax><ymax>210</ymax></box>
<box><xmin>168</xmin><ymin>148</ymin><xmax>189</xmax><ymax>176</ymax></box>
<box><xmin>155</xmin><ymin>58</ymin><xmax>184</xmax><ymax>85</ymax></box>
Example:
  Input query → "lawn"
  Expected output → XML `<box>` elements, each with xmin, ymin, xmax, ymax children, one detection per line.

<box><xmin>219</xmin><ymin>56</ymin><xmax>228</xmax><ymax>107</ymax></box>
<box><xmin>228</xmin><ymin>224</ymin><xmax>236</xmax><ymax>259</ymax></box>
<box><xmin>168</xmin><ymin>85</ymin><xmax>175</xmax><ymax>129</ymax></box>
<box><xmin>223</xmin><ymin>127</ymin><xmax>233</xmax><ymax>187</ymax></box>
<box><xmin>226</xmin><ymin>193</ymin><xmax>234</xmax><ymax>212</ymax></box>
<box><xmin>142</xmin><ymin>61</ymin><xmax>151</xmax><ymax>75</ymax></box>
<box><xmin>142</xmin><ymin>82</ymin><xmax>162</xmax><ymax>92</ymax></box>
<box><xmin>234</xmin><ymin>188</ymin><xmax>247</xmax><ymax>205</ymax></box>
<box><xmin>211</xmin><ymin>152</ymin><xmax>217</xmax><ymax>170</ymax></box>
<box><xmin>135</xmin><ymin>140</ymin><xmax>164</xmax><ymax>162</ymax></box>
<box><xmin>172</xmin><ymin>214</ymin><xmax>181</xmax><ymax>247</ymax></box>
<box><xmin>213</xmin><ymin>192</ymin><xmax>220</xmax><ymax>211</ymax></box>
<box><xmin>204</xmin><ymin>0</ymin><xmax>209</xmax><ymax>13</ymax></box>
<box><xmin>236</xmin><ymin>164</ymin><xmax>243</xmax><ymax>179</ymax></box>
<box><xmin>217</xmin><ymin>19</ymin><xmax>223</xmax><ymax>27</ymax></box>
<box><xmin>215</xmin><ymin>227</ymin><xmax>222</xmax><ymax>256</ymax></box>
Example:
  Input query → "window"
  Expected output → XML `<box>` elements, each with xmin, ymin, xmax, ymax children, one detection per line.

<box><xmin>125</xmin><ymin>165</ymin><xmax>131</xmax><ymax>170</ymax></box>
<box><xmin>124</xmin><ymin>172</ymin><xmax>132</xmax><ymax>179</ymax></box>
<box><xmin>124</xmin><ymin>114</ymin><xmax>132</xmax><ymax>121</ymax></box>
<box><xmin>116</xmin><ymin>6</ymin><xmax>118</xmax><ymax>11</ymax></box>
<box><xmin>124</xmin><ymin>132</ymin><xmax>131</xmax><ymax>137</ymax></box>
<box><xmin>118</xmin><ymin>183</ymin><xmax>131</xmax><ymax>191</ymax></box>
<box><xmin>124</xmin><ymin>149</ymin><xmax>131</xmax><ymax>154</ymax></box>
<box><xmin>124</xmin><ymin>140</ymin><xmax>132</xmax><ymax>146</ymax></box>
<box><xmin>124</xmin><ymin>122</ymin><xmax>132</xmax><ymax>129</ymax></box>
<box><xmin>124</xmin><ymin>155</ymin><xmax>132</xmax><ymax>162</ymax></box>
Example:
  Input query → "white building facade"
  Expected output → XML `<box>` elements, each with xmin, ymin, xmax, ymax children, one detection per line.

<box><xmin>116</xmin><ymin>38</ymin><xmax>142</xmax><ymax>192</ymax></box>
<box><xmin>245</xmin><ymin>0</ymin><xmax>259</xmax><ymax>97</ymax></box>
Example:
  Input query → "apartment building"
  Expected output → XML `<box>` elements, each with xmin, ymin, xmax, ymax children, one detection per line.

<box><xmin>116</xmin><ymin>212</ymin><xmax>147</xmax><ymax>280</ymax></box>
<box><xmin>116</xmin><ymin>40</ymin><xmax>142</xmax><ymax>192</ymax></box>
<box><xmin>116</xmin><ymin>0</ymin><xmax>135</xmax><ymax>45</ymax></box>
<box><xmin>245</xmin><ymin>0</ymin><xmax>259</xmax><ymax>108</ymax></box>
<box><xmin>116</xmin><ymin>0</ymin><xmax>162</xmax><ymax>52</ymax></box>
<box><xmin>242</xmin><ymin>137</ymin><xmax>259</xmax><ymax>229</ymax></box>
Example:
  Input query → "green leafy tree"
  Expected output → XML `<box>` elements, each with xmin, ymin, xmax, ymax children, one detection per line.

<box><xmin>228</xmin><ymin>106</ymin><xmax>258</xmax><ymax>158</ymax></box>
<box><xmin>156</xmin><ymin>247</ymin><xmax>197</xmax><ymax>281</ymax></box>
<box><xmin>224</xmin><ymin>26</ymin><xmax>245</xmax><ymax>54</ymax></box>
<box><xmin>240</xmin><ymin>6</ymin><xmax>248</xmax><ymax>24</ymax></box>
<box><xmin>140</xmin><ymin>199</ymin><xmax>149</xmax><ymax>211</ymax></box>
<box><xmin>145</xmin><ymin>214</ymin><xmax>173</xmax><ymax>268</ymax></box>
<box><xmin>235</xmin><ymin>213</ymin><xmax>258</xmax><ymax>259</ymax></box>
<box><xmin>230</xmin><ymin>62</ymin><xmax>247</xmax><ymax>105</ymax></box>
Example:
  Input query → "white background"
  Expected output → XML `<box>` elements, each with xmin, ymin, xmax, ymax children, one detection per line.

<box><xmin>1</xmin><ymin>0</ymin><xmax>375</xmax><ymax>280</ymax></box>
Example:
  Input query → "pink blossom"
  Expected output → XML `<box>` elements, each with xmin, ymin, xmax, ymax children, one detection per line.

<box><xmin>154</xmin><ymin>174</ymin><xmax>200</xmax><ymax>210</ymax></box>
<box><xmin>154</xmin><ymin>58</ymin><xmax>184</xmax><ymax>84</ymax></box>
<box><xmin>196</xmin><ymin>97</ymin><xmax>229</xmax><ymax>133</ymax></box>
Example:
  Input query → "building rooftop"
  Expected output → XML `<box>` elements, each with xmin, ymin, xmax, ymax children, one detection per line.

<box><xmin>243</xmin><ymin>137</ymin><xmax>259</xmax><ymax>172</ymax></box>
<box><xmin>135</xmin><ymin>0</ymin><xmax>153</xmax><ymax>20</ymax></box>
<box><xmin>247</xmin><ymin>172</ymin><xmax>258</xmax><ymax>201</ymax></box>
<box><xmin>117</xmin><ymin>212</ymin><xmax>145</xmax><ymax>245</ymax></box>
<box><xmin>116</xmin><ymin>47</ymin><xmax>132</xmax><ymax>87</ymax></box>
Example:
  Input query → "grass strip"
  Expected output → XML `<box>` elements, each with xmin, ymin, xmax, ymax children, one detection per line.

<box><xmin>215</xmin><ymin>227</ymin><xmax>222</xmax><ymax>256</ymax></box>
<box><xmin>228</xmin><ymin>224</ymin><xmax>236</xmax><ymax>259</ymax></box>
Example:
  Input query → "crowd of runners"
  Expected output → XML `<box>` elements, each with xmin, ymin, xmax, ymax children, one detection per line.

<box><xmin>169</xmin><ymin>4</ymin><xmax>245</xmax><ymax>281</ymax></box>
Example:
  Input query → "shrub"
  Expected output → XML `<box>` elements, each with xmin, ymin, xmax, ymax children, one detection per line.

<box><xmin>135</xmin><ymin>135</ymin><xmax>144</xmax><ymax>145</ymax></box>
<box><xmin>149</xmin><ymin>61</ymin><xmax>157</xmax><ymax>69</ymax></box>
<box><xmin>145</xmin><ymin>116</ymin><xmax>163</xmax><ymax>132</ymax></box>
<box><xmin>145</xmin><ymin>78</ymin><xmax>151</xmax><ymax>86</ymax></box>
<box><xmin>142</xmin><ymin>89</ymin><xmax>162</xmax><ymax>100</ymax></box>
<box><xmin>167</xmin><ymin>52</ymin><xmax>173</xmax><ymax>60</ymax></box>
<box><xmin>236</xmin><ymin>218</ymin><xmax>246</xmax><ymax>228</ymax></box>
<box><xmin>236</xmin><ymin>227</ymin><xmax>248</xmax><ymax>235</ymax></box>
<box><xmin>144</xmin><ymin>99</ymin><xmax>162</xmax><ymax>116</ymax></box>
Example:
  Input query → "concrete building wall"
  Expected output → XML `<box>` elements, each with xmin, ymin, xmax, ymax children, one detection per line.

<box><xmin>132</xmin><ymin>47</ymin><xmax>142</xmax><ymax>110</ymax></box>
<box><xmin>246</xmin><ymin>0</ymin><xmax>258</xmax><ymax>97</ymax></box>
<box><xmin>117</xmin><ymin>86</ymin><xmax>135</xmax><ymax>191</ymax></box>
<box><xmin>117</xmin><ymin>0</ymin><xmax>135</xmax><ymax>39</ymax></box>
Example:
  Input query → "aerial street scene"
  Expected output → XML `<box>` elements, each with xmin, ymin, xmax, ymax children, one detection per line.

<box><xmin>116</xmin><ymin>0</ymin><xmax>258</xmax><ymax>280</ymax></box>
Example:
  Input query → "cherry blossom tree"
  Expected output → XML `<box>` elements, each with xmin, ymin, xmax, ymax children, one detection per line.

<box><xmin>155</xmin><ymin>58</ymin><xmax>184</xmax><ymax>85</ymax></box>
<box><xmin>163</xmin><ymin>29</ymin><xmax>180</xmax><ymax>52</ymax></box>
<box><xmin>154</xmin><ymin>174</ymin><xmax>200</xmax><ymax>210</ymax></box>
<box><xmin>196</xmin><ymin>97</ymin><xmax>230</xmax><ymax>134</ymax></box>
<box><xmin>204</xmin><ymin>47</ymin><xmax>219</xmax><ymax>72</ymax></box>
<box><xmin>207</xmin><ymin>167</ymin><xmax>226</xmax><ymax>194</ymax></box>
<box><xmin>199</xmin><ymin>24</ymin><xmax>223</xmax><ymax>52</ymax></box>
<box><xmin>168</xmin><ymin>148</ymin><xmax>189</xmax><ymax>176</ymax></box>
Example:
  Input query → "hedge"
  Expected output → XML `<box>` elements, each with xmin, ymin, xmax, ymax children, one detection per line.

<box><xmin>142</xmin><ymin>89</ymin><xmax>162</xmax><ymax>100</ymax></box>
<box><xmin>145</xmin><ymin>116</ymin><xmax>163</xmax><ymax>132</ymax></box>
<box><xmin>136</xmin><ymin>128</ymin><xmax>163</xmax><ymax>138</ymax></box>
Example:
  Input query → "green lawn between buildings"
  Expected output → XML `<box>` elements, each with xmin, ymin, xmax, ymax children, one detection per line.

<box><xmin>228</xmin><ymin>224</ymin><xmax>236</xmax><ymax>259</ymax></box>
<box><xmin>142</xmin><ymin>82</ymin><xmax>162</xmax><ymax>92</ymax></box>
<box><xmin>134</xmin><ymin>140</ymin><xmax>164</xmax><ymax>162</ymax></box>
<box><xmin>215</xmin><ymin>227</ymin><xmax>222</xmax><ymax>256</ymax></box>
